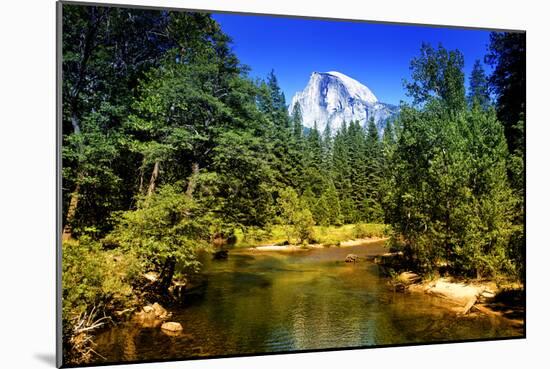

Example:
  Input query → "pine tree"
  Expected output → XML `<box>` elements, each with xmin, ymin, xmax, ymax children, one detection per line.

<box><xmin>485</xmin><ymin>32</ymin><xmax>526</xmax><ymax>155</ymax></box>
<box><xmin>321</xmin><ymin>121</ymin><xmax>333</xmax><ymax>174</ymax></box>
<box><xmin>331</xmin><ymin>122</ymin><xmax>354</xmax><ymax>223</ymax></box>
<box><xmin>258</xmin><ymin>71</ymin><xmax>298</xmax><ymax>189</ymax></box>
<box><xmin>468</xmin><ymin>60</ymin><xmax>491</xmax><ymax>109</ymax></box>
<box><xmin>389</xmin><ymin>43</ymin><xmax>518</xmax><ymax>277</ymax></box>
<box><xmin>380</xmin><ymin>119</ymin><xmax>397</xmax><ymax>223</ymax></box>
<box><xmin>485</xmin><ymin>32</ymin><xmax>525</xmax><ymax>275</ymax></box>
<box><xmin>291</xmin><ymin>102</ymin><xmax>304</xmax><ymax>140</ymax></box>
<box><xmin>363</xmin><ymin>118</ymin><xmax>384</xmax><ymax>222</ymax></box>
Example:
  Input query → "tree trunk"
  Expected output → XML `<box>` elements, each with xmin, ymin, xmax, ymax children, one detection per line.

<box><xmin>185</xmin><ymin>162</ymin><xmax>199</xmax><ymax>198</ymax></box>
<box><xmin>158</xmin><ymin>257</ymin><xmax>175</xmax><ymax>293</ymax></box>
<box><xmin>62</xmin><ymin>8</ymin><xmax>108</xmax><ymax>242</ymax></box>
<box><xmin>63</xmin><ymin>110</ymin><xmax>83</xmax><ymax>242</ymax></box>
<box><xmin>146</xmin><ymin>161</ymin><xmax>160</xmax><ymax>197</ymax></box>
<box><xmin>138</xmin><ymin>161</ymin><xmax>145</xmax><ymax>195</ymax></box>
<box><xmin>138</xmin><ymin>172</ymin><xmax>144</xmax><ymax>196</ymax></box>
<box><xmin>62</xmin><ymin>182</ymin><xmax>81</xmax><ymax>241</ymax></box>
<box><xmin>70</xmin><ymin>111</ymin><xmax>81</xmax><ymax>135</ymax></box>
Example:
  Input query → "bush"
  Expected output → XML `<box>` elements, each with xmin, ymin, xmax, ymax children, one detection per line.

<box><xmin>62</xmin><ymin>237</ymin><xmax>138</xmax><ymax>323</ymax></box>
<box><xmin>242</xmin><ymin>226</ymin><xmax>272</xmax><ymax>244</ymax></box>
<box><xmin>108</xmin><ymin>184</ymin><xmax>212</xmax><ymax>291</ymax></box>
<box><xmin>353</xmin><ymin>223</ymin><xmax>374</xmax><ymax>238</ymax></box>
<box><xmin>277</xmin><ymin>187</ymin><xmax>315</xmax><ymax>244</ymax></box>
<box><xmin>352</xmin><ymin>223</ymin><xmax>387</xmax><ymax>239</ymax></box>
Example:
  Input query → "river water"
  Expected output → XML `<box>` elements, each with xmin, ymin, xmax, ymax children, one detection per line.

<box><xmin>93</xmin><ymin>242</ymin><xmax>523</xmax><ymax>364</ymax></box>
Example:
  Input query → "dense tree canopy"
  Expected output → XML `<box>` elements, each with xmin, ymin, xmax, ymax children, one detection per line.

<box><xmin>61</xmin><ymin>8</ymin><xmax>525</xmax><ymax>364</ymax></box>
<box><xmin>485</xmin><ymin>32</ymin><xmax>526</xmax><ymax>155</ymax></box>
<box><xmin>62</xmin><ymin>4</ymin><xmax>525</xmax><ymax>301</ymax></box>
<box><xmin>385</xmin><ymin>40</ymin><xmax>523</xmax><ymax>277</ymax></box>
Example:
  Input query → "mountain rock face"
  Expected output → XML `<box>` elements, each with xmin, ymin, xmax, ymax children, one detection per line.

<box><xmin>289</xmin><ymin>71</ymin><xmax>397</xmax><ymax>134</ymax></box>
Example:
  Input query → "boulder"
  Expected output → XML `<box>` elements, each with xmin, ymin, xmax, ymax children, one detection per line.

<box><xmin>345</xmin><ymin>254</ymin><xmax>359</xmax><ymax>263</ymax></box>
<box><xmin>132</xmin><ymin>310</ymin><xmax>162</xmax><ymax>328</ymax></box>
<box><xmin>161</xmin><ymin>322</ymin><xmax>183</xmax><ymax>332</ymax></box>
<box><xmin>152</xmin><ymin>302</ymin><xmax>169</xmax><ymax>319</ymax></box>
<box><xmin>169</xmin><ymin>281</ymin><xmax>187</xmax><ymax>300</ymax></box>
<box><xmin>143</xmin><ymin>271</ymin><xmax>159</xmax><ymax>283</ymax></box>
<box><xmin>213</xmin><ymin>250</ymin><xmax>229</xmax><ymax>260</ymax></box>
<box><xmin>397</xmin><ymin>272</ymin><xmax>421</xmax><ymax>285</ymax></box>
<box><xmin>212</xmin><ymin>232</ymin><xmax>237</xmax><ymax>247</ymax></box>
<box><xmin>426</xmin><ymin>279</ymin><xmax>485</xmax><ymax>306</ymax></box>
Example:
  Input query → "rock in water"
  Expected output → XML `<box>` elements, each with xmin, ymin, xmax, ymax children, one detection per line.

<box><xmin>161</xmin><ymin>322</ymin><xmax>183</xmax><ymax>332</ymax></box>
<box><xmin>151</xmin><ymin>302</ymin><xmax>169</xmax><ymax>319</ymax></box>
<box><xmin>213</xmin><ymin>250</ymin><xmax>229</xmax><ymax>260</ymax></box>
<box><xmin>345</xmin><ymin>254</ymin><xmax>359</xmax><ymax>263</ymax></box>
<box><xmin>397</xmin><ymin>272</ymin><xmax>421</xmax><ymax>285</ymax></box>
<box><xmin>289</xmin><ymin>71</ymin><xmax>398</xmax><ymax>135</ymax></box>
<box><xmin>133</xmin><ymin>309</ymin><xmax>162</xmax><ymax>328</ymax></box>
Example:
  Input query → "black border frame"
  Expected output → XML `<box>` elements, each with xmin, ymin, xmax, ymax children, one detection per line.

<box><xmin>56</xmin><ymin>1</ymin><xmax>527</xmax><ymax>367</ymax></box>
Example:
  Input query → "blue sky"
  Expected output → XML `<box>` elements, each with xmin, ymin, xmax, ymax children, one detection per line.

<box><xmin>213</xmin><ymin>13</ymin><xmax>493</xmax><ymax>105</ymax></box>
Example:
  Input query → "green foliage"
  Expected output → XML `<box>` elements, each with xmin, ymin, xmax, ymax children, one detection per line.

<box><xmin>62</xmin><ymin>237</ymin><xmax>139</xmax><ymax>322</ymax></box>
<box><xmin>314</xmin><ymin>180</ymin><xmax>342</xmax><ymax>226</ymax></box>
<box><xmin>385</xmin><ymin>43</ymin><xmax>522</xmax><ymax>278</ymax></box>
<box><xmin>209</xmin><ymin>129</ymin><xmax>277</xmax><ymax>228</ymax></box>
<box><xmin>59</xmin><ymin>9</ymin><xmax>526</xmax><ymax>365</ymax></box>
<box><xmin>468</xmin><ymin>59</ymin><xmax>491</xmax><ymax>109</ymax></box>
<box><xmin>318</xmin><ymin>223</ymin><xmax>387</xmax><ymax>245</ymax></box>
<box><xmin>232</xmin><ymin>223</ymin><xmax>386</xmax><ymax>248</ymax></box>
<box><xmin>405</xmin><ymin>43</ymin><xmax>466</xmax><ymax>112</ymax></box>
<box><xmin>353</xmin><ymin>223</ymin><xmax>377</xmax><ymax>239</ymax></box>
<box><xmin>109</xmin><ymin>184</ymin><xmax>211</xmax><ymax>274</ymax></box>
<box><xmin>277</xmin><ymin>187</ymin><xmax>315</xmax><ymax>244</ymax></box>
<box><xmin>291</xmin><ymin>102</ymin><xmax>304</xmax><ymax>140</ymax></box>
<box><xmin>62</xmin><ymin>9</ymin><xmax>525</xmax><ymax>329</ymax></box>
<box><xmin>61</xmin><ymin>6</ymin><xmax>179</xmax><ymax>236</ymax></box>
<box><xmin>485</xmin><ymin>32</ymin><xmax>526</xmax><ymax>155</ymax></box>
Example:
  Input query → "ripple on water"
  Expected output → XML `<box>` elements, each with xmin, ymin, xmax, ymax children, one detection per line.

<box><xmin>92</xmin><ymin>243</ymin><xmax>523</xmax><ymax>363</ymax></box>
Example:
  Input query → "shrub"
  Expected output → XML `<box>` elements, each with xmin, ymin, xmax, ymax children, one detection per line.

<box><xmin>62</xmin><ymin>237</ymin><xmax>138</xmax><ymax>322</ymax></box>
<box><xmin>352</xmin><ymin>223</ymin><xmax>387</xmax><ymax>239</ymax></box>
<box><xmin>108</xmin><ymin>184</ymin><xmax>211</xmax><ymax>291</ymax></box>
<box><xmin>62</xmin><ymin>236</ymin><xmax>140</xmax><ymax>363</ymax></box>
<box><xmin>353</xmin><ymin>223</ymin><xmax>374</xmax><ymax>238</ymax></box>
<box><xmin>277</xmin><ymin>187</ymin><xmax>315</xmax><ymax>244</ymax></box>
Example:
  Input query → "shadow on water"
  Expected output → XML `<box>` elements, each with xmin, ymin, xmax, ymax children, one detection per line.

<box><xmin>487</xmin><ymin>289</ymin><xmax>525</xmax><ymax>322</ymax></box>
<box><xmin>92</xmin><ymin>243</ymin><xmax>524</xmax><ymax>364</ymax></box>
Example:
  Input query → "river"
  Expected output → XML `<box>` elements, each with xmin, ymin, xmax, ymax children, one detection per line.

<box><xmin>93</xmin><ymin>241</ymin><xmax>523</xmax><ymax>364</ymax></box>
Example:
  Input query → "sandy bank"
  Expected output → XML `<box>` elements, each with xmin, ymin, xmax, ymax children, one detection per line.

<box><xmin>246</xmin><ymin>237</ymin><xmax>388</xmax><ymax>252</ymax></box>
<box><xmin>408</xmin><ymin>278</ymin><xmax>492</xmax><ymax>310</ymax></box>
<box><xmin>406</xmin><ymin>277</ymin><xmax>524</xmax><ymax>325</ymax></box>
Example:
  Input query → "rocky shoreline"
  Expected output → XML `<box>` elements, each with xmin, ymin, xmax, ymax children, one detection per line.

<box><xmin>132</xmin><ymin>302</ymin><xmax>184</xmax><ymax>336</ymax></box>
<box><xmin>390</xmin><ymin>271</ymin><xmax>524</xmax><ymax>326</ymax></box>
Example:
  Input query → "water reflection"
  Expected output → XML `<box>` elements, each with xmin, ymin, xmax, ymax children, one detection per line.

<box><xmin>93</xmin><ymin>243</ymin><xmax>522</xmax><ymax>364</ymax></box>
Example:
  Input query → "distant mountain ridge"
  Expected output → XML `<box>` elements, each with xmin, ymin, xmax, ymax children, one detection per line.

<box><xmin>289</xmin><ymin>71</ymin><xmax>398</xmax><ymax>134</ymax></box>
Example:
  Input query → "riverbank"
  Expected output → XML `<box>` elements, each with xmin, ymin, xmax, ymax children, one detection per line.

<box><xmin>242</xmin><ymin>239</ymin><xmax>524</xmax><ymax>328</ymax></box>
<box><xmin>393</xmin><ymin>272</ymin><xmax>524</xmax><ymax>327</ymax></box>
<box><xmin>232</xmin><ymin>223</ymin><xmax>388</xmax><ymax>249</ymax></box>
<box><xmin>244</xmin><ymin>236</ymin><xmax>388</xmax><ymax>252</ymax></box>
<box><xmin>92</xmin><ymin>243</ymin><xmax>523</xmax><ymax>364</ymax></box>
<box><xmin>64</xmin><ymin>227</ymin><xmax>524</xmax><ymax>364</ymax></box>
